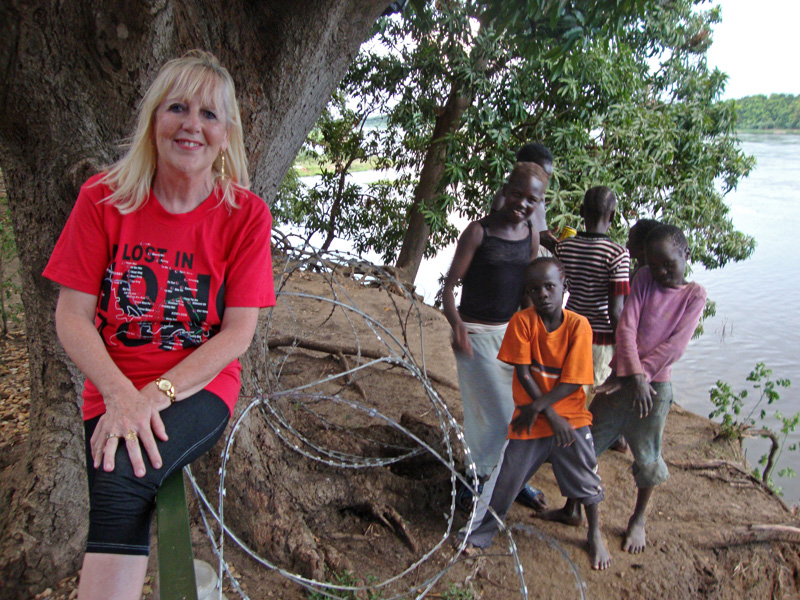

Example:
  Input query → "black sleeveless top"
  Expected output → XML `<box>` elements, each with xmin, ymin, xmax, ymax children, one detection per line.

<box><xmin>458</xmin><ymin>221</ymin><xmax>532</xmax><ymax>323</ymax></box>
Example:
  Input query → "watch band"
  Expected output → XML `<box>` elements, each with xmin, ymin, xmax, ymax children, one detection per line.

<box><xmin>155</xmin><ymin>377</ymin><xmax>176</xmax><ymax>403</ymax></box>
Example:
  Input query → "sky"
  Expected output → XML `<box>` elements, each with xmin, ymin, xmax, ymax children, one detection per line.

<box><xmin>707</xmin><ymin>0</ymin><xmax>800</xmax><ymax>99</ymax></box>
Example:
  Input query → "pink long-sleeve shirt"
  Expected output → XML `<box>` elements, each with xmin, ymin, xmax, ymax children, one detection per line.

<box><xmin>610</xmin><ymin>266</ymin><xmax>707</xmax><ymax>383</ymax></box>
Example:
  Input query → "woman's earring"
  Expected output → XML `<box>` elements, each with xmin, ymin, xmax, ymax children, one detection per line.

<box><xmin>220</xmin><ymin>152</ymin><xmax>226</xmax><ymax>178</ymax></box>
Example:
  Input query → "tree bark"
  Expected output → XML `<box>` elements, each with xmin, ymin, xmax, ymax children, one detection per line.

<box><xmin>393</xmin><ymin>79</ymin><xmax>472</xmax><ymax>283</ymax></box>
<box><xmin>0</xmin><ymin>1</ymin><xmax>389</xmax><ymax>595</ymax></box>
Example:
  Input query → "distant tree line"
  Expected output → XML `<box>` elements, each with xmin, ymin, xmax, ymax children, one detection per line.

<box><xmin>734</xmin><ymin>94</ymin><xmax>800</xmax><ymax>130</ymax></box>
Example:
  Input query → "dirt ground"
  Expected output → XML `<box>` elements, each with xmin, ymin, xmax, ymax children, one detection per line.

<box><xmin>3</xmin><ymin>261</ymin><xmax>800</xmax><ymax>600</ymax></box>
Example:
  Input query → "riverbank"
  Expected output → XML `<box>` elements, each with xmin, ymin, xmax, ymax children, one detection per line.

<box><xmin>736</xmin><ymin>128</ymin><xmax>800</xmax><ymax>134</ymax></box>
<box><xmin>3</xmin><ymin>263</ymin><xmax>800</xmax><ymax>598</ymax></box>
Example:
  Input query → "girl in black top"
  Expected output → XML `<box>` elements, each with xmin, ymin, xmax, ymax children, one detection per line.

<box><xmin>443</xmin><ymin>162</ymin><xmax>548</xmax><ymax>516</ymax></box>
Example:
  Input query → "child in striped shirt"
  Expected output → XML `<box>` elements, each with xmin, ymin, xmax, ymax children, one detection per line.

<box><xmin>554</xmin><ymin>187</ymin><xmax>630</xmax><ymax>389</ymax></box>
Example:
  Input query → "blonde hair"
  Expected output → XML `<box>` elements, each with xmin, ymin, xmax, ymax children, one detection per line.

<box><xmin>102</xmin><ymin>50</ymin><xmax>249</xmax><ymax>213</ymax></box>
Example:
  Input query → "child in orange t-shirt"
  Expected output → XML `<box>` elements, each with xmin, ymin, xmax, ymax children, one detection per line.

<box><xmin>460</xmin><ymin>258</ymin><xmax>611</xmax><ymax>570</ymax></box>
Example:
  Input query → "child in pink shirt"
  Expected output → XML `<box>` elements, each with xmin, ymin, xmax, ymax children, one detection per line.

<box><xmin>548</xmin><ymin>224</ymin><xmax>706</xmax><ymax>554</ymax></box>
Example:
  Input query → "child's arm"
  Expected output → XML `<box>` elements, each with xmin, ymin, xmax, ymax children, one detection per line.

<box><xmin>542</xmin><ymin>408</ymin><xmax>577</xmax><ymax>447</ymax></box>
<box><xmin>539</xmin><ymin>230</ymin><xmax>557</xmax><ymax>254</ymax></box>
<box><xmin>637</xmin><ymin>289</ymin><xmax>707</xmax><ymax>383</ymax></box>
<box><xmin>608</xmin><ymin>250</ymin><xmax>631</xmax><ymax>333</ymax></box>
<box><xmin>610</xmin><ymin>275</ymin><xmax>658</xmax><ymax>415</ymax></box>
<box><xmin>510</xmin><ymin>362</ymin><xmax>579</xmax><ymax>440</ymax></box>
<box><xmin>610</xmin><ymin>272</ymin><xmax>646</xmax><ymax>378</ymax></box>
<box><xmin>530</xmin><ymin>202</ymin><xmax>547</xmax><ymax>235</ymax></box>
<box><xmin>608</xmin><ymin>294</ymin><xmax>625</xmax><ymax>332</ymax></box>
<box><xmin>617</xmin><ymin>279</ymin><xmax>706</xmax><ymax>417</ymax></box>
<box><xmin>442</xmin><ymin>222</ymin><xmax>484</xmax><ymax>357</ymax></box>
<box><xmin>628</xmin><ymin>374</ymin><xmax>660</xmax><ymax>418</ymax></box>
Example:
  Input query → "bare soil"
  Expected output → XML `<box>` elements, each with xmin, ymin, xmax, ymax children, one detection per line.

<box><xmin>3</xmin><ymin>263</ymin><xmax>800</xmax><ymax>600</ymax></box>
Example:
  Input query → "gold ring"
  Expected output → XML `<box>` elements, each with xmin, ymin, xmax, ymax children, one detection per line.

<box><xmin>106</xmin><ymin>433</ymin><xmax>120</xmax><ymax>440</ymax></box>
<box><xmin>124</xmin><ymin>430</ymin><xmax>138</xmax><ymax>442</ymax></box>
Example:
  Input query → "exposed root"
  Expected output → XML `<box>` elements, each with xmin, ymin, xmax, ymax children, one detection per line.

<box><xmin>267</xmin><ymin>336</ymin><xmax>459</xmax><ymax>390</ymax></box>
<box><xmin>669</xmin><ymin>459</ymin><xmax>792</xmax><ymax>513</ymax></box>
<box><xmin>334</xmin><ymin>350</ymin><xmax>367</xmax><ymax>400</ymax></box>
<box><xmin>347</xmin><ymin>502</ymin><xmax>419</xmax><ymax>553</ymax></box>
<box><xmin>709</xmin><ymin>524</ymin><xmax>800</xmax><ymax>547</ymax></box>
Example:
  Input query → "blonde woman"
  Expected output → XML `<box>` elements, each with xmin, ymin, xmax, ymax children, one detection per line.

<box><xmin>43</xmin><ymin>51</ymin><xmax>275</xmax><ymax>600</ymax></box>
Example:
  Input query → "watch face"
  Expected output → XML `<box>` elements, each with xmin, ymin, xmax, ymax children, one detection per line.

<box><xmin>158</xmin><ymin>380</ymin><xmax>171</xmax><ymax>391</ymax></box>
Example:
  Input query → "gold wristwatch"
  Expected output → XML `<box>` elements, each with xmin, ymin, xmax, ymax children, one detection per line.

<box><xmin>155</xmin><ymin>378</ymin><xmax>176</xmax><ymax>403</ymax></box>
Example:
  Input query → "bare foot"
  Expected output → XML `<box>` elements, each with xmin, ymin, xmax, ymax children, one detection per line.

<box><xmin>534</xmin><ymin>507</ymin><xmax>583</xmax><ymax>527</ymax></box>
<box><xmin>459</xmin><ymin>542</ymin><xmax>484</xmax><ymax>557</ymax></box>
<box><xmin>589</xmin><ymin>531</ymin><xmax>612</xmax><ymax>570</ymax></box>
<box><xmin>452</xmin><ymin>536</ymin><xmax>483</xmax><ymax>557</ymax></box>
<box><xmin>623</xmin><ymin>517</ymin><xmax>646</xmax><ymax>553</ymax></box>
<box><xmin>610</xmin><ymin>436</ymin><xmax>628</xmax><ymax>453</ymax></box>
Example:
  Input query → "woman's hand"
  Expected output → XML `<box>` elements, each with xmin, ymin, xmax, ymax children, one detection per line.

<box><xmin>90</xmin><ymin>385</ymin><xmax>169</xmax><ymax>477</ymax></box>
<box><xmin>55</xmin><ymin>287</ymin><xmax>170</xmax><ymax>477</ymax></box>
<box><xmin>56</xmin><ymin>283</ymin><xmax>258</xmax><ymax>477</ymax></box>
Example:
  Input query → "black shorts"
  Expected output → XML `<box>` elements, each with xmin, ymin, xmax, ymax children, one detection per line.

<box><xmin>83</xmin><ymin>389</ymin><xmax>229</xmax><ymax>555</ymax></box>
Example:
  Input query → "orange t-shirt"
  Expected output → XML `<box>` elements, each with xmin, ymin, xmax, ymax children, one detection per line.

<box><xmin>497</xmin><ymin>307</ymin><xmax>594</xmax><ymax>440</ymax></box>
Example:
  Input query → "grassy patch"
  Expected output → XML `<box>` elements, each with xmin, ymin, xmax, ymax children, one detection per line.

<box><xmin>294</xmin><ymin>156</ymin><xmax>380</xmax><ymax>178</ymax></box>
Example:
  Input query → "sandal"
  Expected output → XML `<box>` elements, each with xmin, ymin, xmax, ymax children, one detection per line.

<box><xmin>515</xmin><ymin>484</ymin><xmax>547</xmax><ymax>511</ymax></box>
<box><xmin>455</xmin><ymin>480</ymin><xmax>483</xmax><ymax>513</ymax></box>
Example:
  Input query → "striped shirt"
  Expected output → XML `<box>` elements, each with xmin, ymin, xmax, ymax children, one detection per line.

<box><xmin>554</xmin><ymin>232</ymin><xmax>630</xmax><ymax>344</ymax></box>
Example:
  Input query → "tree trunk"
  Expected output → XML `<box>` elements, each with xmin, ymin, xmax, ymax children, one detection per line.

<box><xmin>0</xmin><ymin>1</ymin><xmax>388</xmax><ymax>595</ymax></box>
<box><xmin>393</xmin><ymin>80</ymin><xmax>473</xmax><ymax>283</ymax></box>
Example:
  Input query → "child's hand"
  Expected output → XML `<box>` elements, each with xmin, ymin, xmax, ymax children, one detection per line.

<box><xmin>594</xmin><ymin>374</ymin><xmax>622</xmax><ymax>395</ymax></box>
<box><xmin>631</xmin><ymin>373</ymin><xmax>658</xmax><ymax>417</ymax></box>
<box><xmin>451</xmin><ymin>324</ymin><xmax>473</xmax><ymax>357</ymax></box>
<box><xmin>544</xmin><ymin>408</ymin><xmax>575</xmax><ymax>447</ymax></box>
<box><xmin>511</xmin><ymin>404</ymin><xmax>541</xmax><ymax>436</ymax></box>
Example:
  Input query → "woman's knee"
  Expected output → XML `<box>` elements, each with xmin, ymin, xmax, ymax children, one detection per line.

<box><xmin>87</xmin><ymin>466</ymin><xmax>157</xmax><ymax>554</ymax></box>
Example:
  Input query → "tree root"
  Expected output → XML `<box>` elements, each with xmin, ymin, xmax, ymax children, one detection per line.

<box><xmin>334</xmin><ymin>350</ymin><xmax>367</xmax><ymax>400</ymax></box>
<box><xmin>347</xmin><ymin>502</ymin><xmax>419</xmax><ymax>553</ymax></box>
<box><xmin>671</xmin><ymin>459</ymin><xmax>751</xmax><ymax>475</ymax></box>
<box><xmin>708</xmin><ymin>524</ymin><xmax>800</xmax><ymax>547</ymax></box>
<box><xmin>669</xmin><ymin>459</ymin><xmax>792</xmax><ymax>514</ymax></box>
<box><xmin>267</xmin><ymin>336</ymin><xmax>459</xmax><ymax>390</ymax></box>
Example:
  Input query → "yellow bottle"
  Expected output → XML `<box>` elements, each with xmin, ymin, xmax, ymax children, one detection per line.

<box><xmin>559</xmin><ymin>226</ymin><xmax>577</xmax><ymax>240</ymax></box>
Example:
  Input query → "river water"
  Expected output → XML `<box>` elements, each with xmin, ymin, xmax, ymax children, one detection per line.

<box><xmin>298</xmin><ymin>131</ymin><xmax>800</xmax><ymax>503</ymax></box>
<box><xmin>669</xmin><ymin>132</ymin><xmax>800</xmax><ymax>502</ymax></box>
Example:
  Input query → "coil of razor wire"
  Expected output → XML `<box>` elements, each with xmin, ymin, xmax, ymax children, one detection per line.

<box><xmin>184</xmin><ymin>232</ymin><xmax>588</xmax><ymax>599</ymax></box>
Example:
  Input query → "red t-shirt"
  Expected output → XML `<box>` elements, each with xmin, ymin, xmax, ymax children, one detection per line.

<box><xmin>43</xmin><ymin>173</ymin><xmax>275</xmax><ymax>419</ymax></box>
<box><xmin>497</xmin><ymin>307</ymin><xmax>594</xmax><ymax>440</ymax></box>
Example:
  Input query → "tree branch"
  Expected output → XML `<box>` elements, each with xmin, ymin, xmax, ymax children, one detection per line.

<box><xmin>267</xmin><ymin>336</ymin><xmax>458</xmax><ymax>390</ymax></box>
<box><xmin>745</xmin><ymin>428</ymin><xmax>780</xmax><ymax>484</ymax></box>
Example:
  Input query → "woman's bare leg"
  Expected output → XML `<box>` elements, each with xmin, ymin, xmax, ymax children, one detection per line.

<box><xmin>77</xmin><ymin>553</ymin><xmax>148</xmax><ymax>600</ymax></box>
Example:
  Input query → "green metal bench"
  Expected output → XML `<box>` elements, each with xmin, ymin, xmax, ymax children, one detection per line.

<box><xmin>156</xmin><ymin>469</ymin><xmax>199</xmax><ymax>600</ymax></box>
